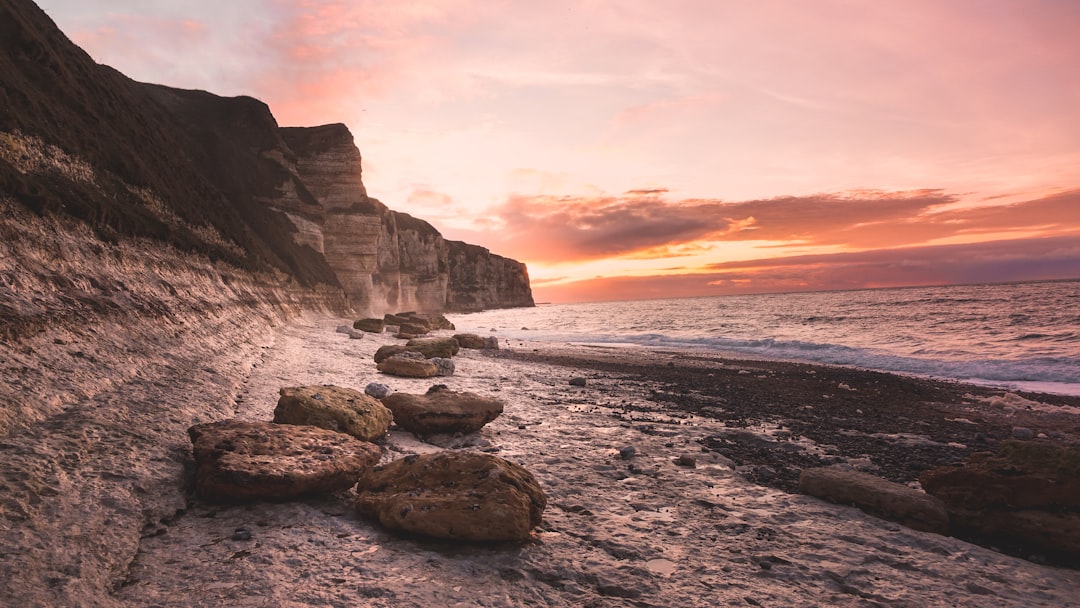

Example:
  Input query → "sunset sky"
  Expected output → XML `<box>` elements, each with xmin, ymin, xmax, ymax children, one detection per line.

<box><xmin>39</xmin><ymin>0</ymin><xmax>1080</xmax><ymax>302</ymax></box>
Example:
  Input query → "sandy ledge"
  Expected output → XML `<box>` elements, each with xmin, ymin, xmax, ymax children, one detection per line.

<box><xmin>5</xmin><ymin>313</ymin><xmax>1080</xmax><ymax>607</ymax></box>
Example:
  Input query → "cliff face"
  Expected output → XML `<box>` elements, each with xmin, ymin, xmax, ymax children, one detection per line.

<box><xmin>278</xmin><ymin>125</ymin><xmax>533</xmax><ymax>313</ymax></box>
<box><xmin>0</xmin><ymin>0</ymin><xmax>532</xmax><ymax>315</ymax></box>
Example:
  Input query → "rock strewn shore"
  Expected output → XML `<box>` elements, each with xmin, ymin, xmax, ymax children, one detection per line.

<box><xmin>104</xmin><ymin>318</ymin><xmax>1079</xmax><ymax>607</ymax></box>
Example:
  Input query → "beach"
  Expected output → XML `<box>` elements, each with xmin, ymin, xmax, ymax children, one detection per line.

<box><xmin>98</xmin><ymin>314</ymin><xmax>1080</xmax><ymax>607</ymax></box>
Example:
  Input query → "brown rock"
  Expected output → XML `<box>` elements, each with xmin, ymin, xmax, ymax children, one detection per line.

<box><xmin>383</xmin><ymin>387</ymin><xmax>504</xmax><ymax>435</ymax></box>
<box><xmin>416</xmin><ymin>313</ymin><xmax>455</xmax><ymax>331</ymax></box>
<box><xmin>274</xmin><ymin>385</ymin><xmax>392</xmax><ymax>442</ymax></box>
<box><xmin>453</xmin><ymin>333</ymin><xmax>499</xmax><ymax>349</ymax></box>
<box><xmin>374</xmin><ymin>344</ymin><xmax>409</xmax><ymax>363</ymax></box>
<box><xmin>920</xmin><ymin>441</ymin><xmax>1080</xmax><ymax>562</ymax></box>
<box><xmin>397</xmin><ymin>322</ymin><xmax>429</xmax><ymax>336</ymax></box>
<box><xmin>377</xmin><ymin>352</ymin><xmax>439</xmax><ymax>378</ymax></box>
<box><xmin>799</xmin><ymin>465</ymin><xmax>949</xmax><ymax>534</ymax></box>
<box><xmin>405</xmin><ymin>336</ymin><xmax>460</xmax><ymax>359</ymax></box>
<box><xmin>352</xmin><ymin>318</ymin><xmax>385</xmax><ymax>333</ymax></box>
<box><xmin>355</xmin><ymin>451</ymin><xmax>546</xmax><ymax>542</ymax></box>
<box><xmin>188</xmin><ymin>420</ymin><xmax>381</xmax><ymax>501</ymax></box>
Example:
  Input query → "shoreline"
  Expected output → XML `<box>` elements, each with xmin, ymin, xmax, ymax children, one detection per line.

<box><xmin>6</xmin><ymin>314</ymin><xmax>1079</xmax><ymax>606</ymax></box>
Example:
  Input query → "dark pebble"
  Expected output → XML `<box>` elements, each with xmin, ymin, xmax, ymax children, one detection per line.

<box><xmin>619</xmin><ymin>446</ymin><xmax>636</xmax><ymax>459</ymax></box>
<box><xmin>231</xmin><ymin>528</ymin><xmax>252</xmax><ymax>541</ymax></box>
<box><xmin>569</xmin><ymin>377</ymin><xmax>587</xmax><ymax>387</ymax></box>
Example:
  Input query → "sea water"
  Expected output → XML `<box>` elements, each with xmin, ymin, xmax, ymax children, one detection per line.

<box><xmin>449</xmin><ymin>279</ymin><xmax>1080</xmax><ymax>396</ymax></box>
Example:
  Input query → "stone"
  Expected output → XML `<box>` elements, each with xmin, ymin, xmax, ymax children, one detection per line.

<box><xmin>352</xmin><ymin>318</ymin><xmax>385</xmax><ymax>333</ymax></box>
<box><xmin>274</xmin><ymin>385</ymin><xmax>392</xmax><ymax>442</ymax></box>
<box><xmin>397</xmin><ymin>322</ymin><xmax>429</xmax><ymax>336</ymax></box>
<box><xmin>382</xmin><ymin>387</ymin><xmax>504</xmax><ymax>435</ymax></box>
<box><xmin>377</xmin><ymin>352</ymin><xmax>439</xmax><ymax>378</ymax></box>
<box><xmin>335</xmin><ymin>325</ymin><xmax>353</xmax><ymax>334</ymax></box>
<box><xmin>384</xmin><ymin>313</ymin><xmax>426</xmax><ymax>328</ymax></box>
<box><xmin>431</xmin><ymin>357</ymin><xmax>455</xmax><ymax>376</ymax></box>
<box><xmin>374</xmin><ymin>344</ymin><xmax>409</xmax><ymax>363</ymax></box>
<box><xmin>1012</xmin><ymin>426</ymin><xmax>1035</xmax><ymax>440</ymax></box>
<box><xmin>354</xmin><ymin>451</ymin><xmax>546</xmax><ymax>542</ymax></box>
<box><xmin>365</xmin><ymin>382</ymin><xmax>392</xmax><ymax>399</ymax></box>
<box><xmin>569</xmin><ymin>377</ymin><xmax>587</xmax><ymax>387</ymax></box>
<box><xmin>454</xmin><ymin>333</ymin><xmax>499</xmax><ymax>349</ymax></box>
<box><xmin>405</xmin><ymin>336</ymin><xmax>460</xmax><ymax>359</ymax></box>
<box><xmin>346</xmin><ymin>329</ymin><xmax>364</xmax><ymax>339</ymax></box>
<box><xmin>619</xmin><ymin>446</ymin><xmax>636</xmax><ymax>460</ymax></box>
<box><xmin>799</xmin><ymin>465</ymin><xmax>949</xmax><ymax>534</ymax></box>
<box><xmin>920</xmin><ymin>440</ymin><xmax>1080</xmax><ymax>563</ymax></box>
<box><xmin>188</xmin><ymin>420</ymin><xmax>381</xmax><ymax>501</ymax></box>
<box><xmin>674</xmin><ymin>455</ymin><xmax>697</xmax><ymax>468</ymax></box>
<box><xmin>416</xmin><ymin>313</ymin><xmax>455</xmax><ymax>330</ymax></box>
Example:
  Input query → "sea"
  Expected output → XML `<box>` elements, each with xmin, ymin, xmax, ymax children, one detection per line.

<box><xmin>449</xmin><ymin>279</ymin><xmax>1080</xmax><ymax>396</ymax></box>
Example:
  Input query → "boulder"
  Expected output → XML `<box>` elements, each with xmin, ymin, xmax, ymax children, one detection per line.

<box><xmin>377</xmin><ymin>352</ymin><xmax>439</xmax><ymax>378</ymax></box>
<box><xmin>454</xmin><ymin>333</ymin><xmax>499</xmax><ymax>349</ymax></box>
<box><xmin>385</xmin><ymin>313</ymin><xmax>429</xmax><ymax>328</ymax></box>
<box><xmin>374</xmin><ymin>344</ymin><xmax>409</xmax><ymax>363</ymax></box>
<box><xmin>405</xmin><ymin>336</ymin><xmax>460</xmax><ymax>358</ymax></box>
<box><xmin>382</xmin><ymin>386</ymin><xmax>503</xmax><ymax>435</ymax></box>
<box><xmin>417</xmin><ymin>313</ymin><xmax>456</xmax><ymax>331</ymax></box>
<box><xmin>397</xmin><ymin>322</ymin><xmax>429</xmax><ymax>336</ymax></box>
<box><xmin>799</xmin><ymin>465</ymin><xmax>949</xmax><ymax>534</ymax></box>
<box><xmin>355</xmin><ymin>451</ymin><xmax>546</xmax><ymax>542</ymax></box>
<box><xmin>431</xmin><ymin>357</ymin><xmax>455</xmax><ymax>377</ymax></box>
<box><xmin>274</xmin><ymin>385</ymin><xmax>392</xmax><ymax>442</ymax></box>
<box><xmin>352</xmin><ymin>318</ymin><xmax>386</xmax><ymax>333</ymax></box>
<box><xmin>365</xmin><ymin>382</ymin><xmax>393</xmax><ymax>399</ymax></box>
<box><xmin>188</xmin><ymin>420</ymin><xmax>381</xmax><ymax>501</ymax></box>
<box><xmin>920</xmin><ymin>441</ymin><xmax>1080</xmax><ymax>563</ymax></box>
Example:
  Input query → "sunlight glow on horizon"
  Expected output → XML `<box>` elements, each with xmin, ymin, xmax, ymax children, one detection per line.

<box><xmin>36</xmin><ymin>0</ymin><xmax>1080</xmax><ymax>302</ymax></box>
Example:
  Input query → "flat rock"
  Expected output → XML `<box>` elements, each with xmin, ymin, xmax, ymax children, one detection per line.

<box><xmin>365</xmin><ymin>382</ymin><xmax>392</xmax><ymax>399</ymax></box>
<box><xmin>188</xmin><ymin>420</ymin><xmax>381</xmax><ymax>501</ymax></box>
<box><xmin>352</xmin><ymin>318</ymin><xmax>386</xmax><ymax>333</ymax></box>
<box><xmin>383</xmin><ymin>387</ymin><xmax>504</xmax><ymax>435</ymax></box>
<box><xmin>377</xmin><ymin>352</ymin><xmax>439</xmax><ymax>378</ymax></box>
<box><xmin>405</xmin><ymin>336</ymin><xmax>460</xmax><ymax>359</ymax></box>
<box><xmin>920</xmin><ymin>441</ymin><xmax>1080</xmax><ymax>563</ymax></box>
<box><xmin>374</xmin><ymin>344</ymin><xmax>409</xmax><ymax>363</ymax></box>
<box><xmin>274</xmin><ymin>385</ymin><xmax>392</xmax><ymax>442</ymax></box>
<box><xmin>355</xmin><ymin>451</ymin><xmax>546</xmax><ymax>542</ymax></box>
<box><xmin>454</xmin><ymin>333</ymin><xmax>499</xmax><ymax>349</ymax></box>
<box><xmin>799</xmin><ymin>465</ymin><xmax>949</xmax><ymax>534</ymax></box>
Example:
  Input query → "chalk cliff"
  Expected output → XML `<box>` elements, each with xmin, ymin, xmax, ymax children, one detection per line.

<box><xmin>0</xmin><ymin>0</ymin><xmax>532</xmax><ymax>316</ymax></box>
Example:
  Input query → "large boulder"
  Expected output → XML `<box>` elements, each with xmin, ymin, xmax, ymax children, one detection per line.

<box><xmin>274</xmin><ymin>385</ymin><xmax>392</xmax><ymax>442</ymax></box>
<box><xmin>799</xmin><ymin>466</ymin><xmax>949</xmax><ymax>534</ymax></box>
<box><xmin>188</xmin><ymin>420</ymin><xmax>381</xmax><ymax>501</ymax></box>
<box><xmin>454</xmin><ymin>333</ymin><xmax>499</xmax><ymax>349</ymax></box>
<box><xmin>920</xmin><ymin>441</ymin><xmax>1080</xmax><ymax>563</ymax></box>
<box><xmin>405</xmin><ymin>336</ymin><xmax>460</xmax><ymax>359</ymax></box>
<box><xmin>382</xmin><ymin>386</ymin><xmax>503</xmax><ymax>435</ymax></box>
<box><xmin>353</xmin><ymin>318</ymin><xmax>386</xmax><ymax>333</ymax></box>
<box><xmin>377</xmin><ymin>352</ymin><xmax>439</xmax><ymax>378</ymax></box>
<box><xmin>355</xmin><ymin>451</ymin><xmax>547</xmax><ymax>542</ymax></box>
<box><xmin>374</xmin><ymin>344</ymin><xmax>409</xmax><ymax>363</ymax></box>
<box><xmin>417</xmin><ymin>313</ymin><xmax>455</xmax><ymax>331</ymax></box>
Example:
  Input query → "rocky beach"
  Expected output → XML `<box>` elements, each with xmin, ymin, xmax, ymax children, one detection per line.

<box><xmin>6</xmin><ymin>310</ymin><xmax>1078</xmax><ymax>607</ymax></box>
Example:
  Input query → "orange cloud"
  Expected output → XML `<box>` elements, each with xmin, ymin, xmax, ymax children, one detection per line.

<box><xmin>477</xmin><ymin>188</ymin><xmax>1080</xmax><ymax>266</ymax></box>
<box><xmin>533</xmin><ymin>235</ymin><xmax>1080</xmax><ymax>303</ymax></box>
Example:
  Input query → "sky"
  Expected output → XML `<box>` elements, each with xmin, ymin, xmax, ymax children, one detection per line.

<box><xmin>37</xmin><ymin>0</ymin><xmax>1080</xmax><ymax>302</ymax></box>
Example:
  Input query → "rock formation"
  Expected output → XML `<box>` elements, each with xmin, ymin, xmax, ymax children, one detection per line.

<box><xmin>382</xmin><ymin>386</ymin><xmax>504</xmax><ymax>435</ymax></box>
<box><xmin>355</xmin><ymin>451</ymin><xmax>547</xmax><ymax>542</ymax></box>
<box><xmin>274</xmin><ymin>385</ymin><xmax>392</xmax><ymax>442</ymax></box>
<box><xmin>920</xmin><ymin>441</ymin><xmax>1080</xmax><ymax>565</ymax></box>
<box><xmin>377</xmin><ymin>352</ymin><xmax>440</xmax><ymax>378</ymax></box>
<box><xmin>188</xmin><ymin>420</ymin><xmax>382</xmax><ymax>501</ymax></box>
<box><xmin>0</xmin><ymin>0</ymin><xmax>533</xmax><ymax>316</ymax></box>
<box><xmin>799</xmin><ymin>465</ymin><xmax>949</xmax><ymax>535</ymax></box>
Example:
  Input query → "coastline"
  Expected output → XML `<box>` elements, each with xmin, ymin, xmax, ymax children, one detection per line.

<box><xmin>5</xmin><ymin>314</ymin><xmax>1079</xmax><ymax>606</ymax></box>
<box><xmin>118</xmin><ymin>317</ymin><xmax>1078</xmax><ymax>606</ymax></box>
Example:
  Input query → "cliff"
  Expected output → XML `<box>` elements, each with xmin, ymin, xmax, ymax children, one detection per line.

<box><xmin>0</xmin><ymin>0</ymin><xmax>533</xmax><ymax>316</ymax></box>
